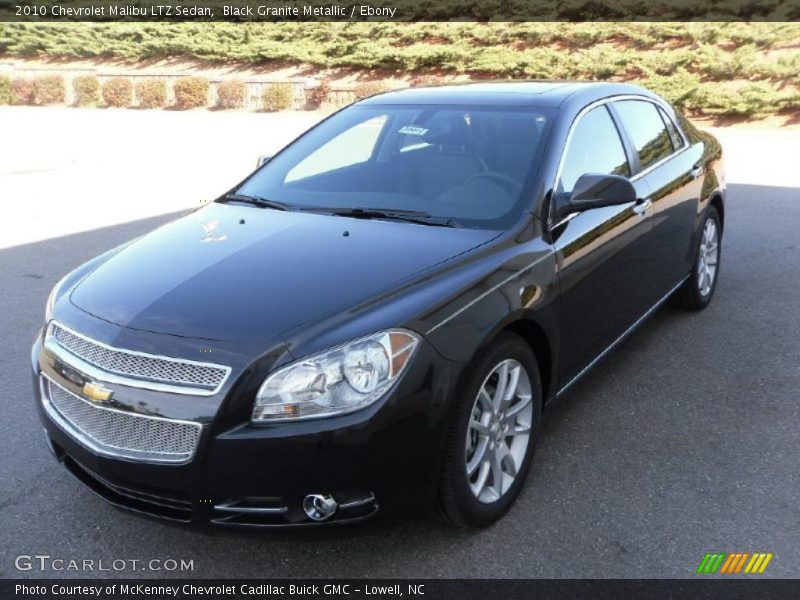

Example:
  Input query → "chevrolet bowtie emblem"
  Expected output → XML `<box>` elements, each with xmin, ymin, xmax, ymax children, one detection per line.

<box><xmin>83</xmin><ymin>382</ymin><xmax>113</xmax><ymax>403</ymax></box>
<box><xmin>200</xmin><ymin>219</ymin><xmax>227</xmax><ymax>243</ymax></box>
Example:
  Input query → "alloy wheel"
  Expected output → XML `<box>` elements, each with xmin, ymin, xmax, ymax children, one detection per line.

<box><xmin>697</xmin><ymin>219</ymin><xmax>719</xmax><ymax>296</ymax></box>
<box><xmin>465</xmin><ymin>359</ymin><xmax>533</xmax><ymax>504</ymax></box>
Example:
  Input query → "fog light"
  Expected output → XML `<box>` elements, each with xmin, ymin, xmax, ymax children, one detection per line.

<box><xmin>303</xmin><ymin>494</ymin><xmax>337</xmax><ymax>521</ymax></box>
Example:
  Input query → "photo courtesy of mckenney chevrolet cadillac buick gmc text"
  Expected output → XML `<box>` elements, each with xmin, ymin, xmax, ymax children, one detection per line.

<box><xmin>32</xmin><ymin>82</ymin><xmax>725</xmax><ymax>528</ymax></box>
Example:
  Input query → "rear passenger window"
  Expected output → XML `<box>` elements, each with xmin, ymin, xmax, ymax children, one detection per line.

<box><xmin>613</xmin><ymin>100</ymin><xmax>674</xmax><ymax>170</ymax></box>
<box><xmin>559</xmin><ymin>106</ymin><xmax>630</xmax><ymax>194</ymax></box>
<box><xmin>658</xmin><ymin>107</ymin><xmax>685</xmax><ymax>151</ymax></box>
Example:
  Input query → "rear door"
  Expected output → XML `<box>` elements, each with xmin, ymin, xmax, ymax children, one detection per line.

<box><xmin>552</xmin><ymin>104</ymin><xmax>654</xmax><ymax>387</ymax></box>
<box><xmin>610</xmin><ymin>99</ymin><xmax>703</xmax><ymax>294</ymax></box>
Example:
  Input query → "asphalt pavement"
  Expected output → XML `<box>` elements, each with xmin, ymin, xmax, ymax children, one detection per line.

<box><xmin>1</xmin><ymin>108</ymin><xmax>798</xmax><ymax>578</ymax></box>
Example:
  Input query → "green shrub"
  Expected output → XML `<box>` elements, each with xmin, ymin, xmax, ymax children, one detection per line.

<box><xmin>261</xmin><ymin>83</ymin><xmax>294</xmax><ymax>111</ymax></box>
<box><xmin>102</xmin><ymin>77</ymin><xmax>133</xmax><ymax>107</ymax></box>
<box><xmin>72</xmin><ymin>75</ymin><xmax>99</xmax><ymax>106</ymax></box>
<box><xmin>135</xmin><ymin>78</ymin><xmax>167</xmax><ymax>108</ymax></box>
<box><xmin>11</xmin><ymin>78</ymin><xmax>34</xmax><ymax>105</ymax></box>
<box><xmin>353</xmin><ymin>81</ymin><xmax>390</xmax><ymax>100</ymax></box>
<box><xmin>693</xmin><ymin>81</ymin><xmax>795</xmax><ymax>118</ymax></box>
<box><xmin>32</xmin><ymin>75</ymin><xmax>66</xmax><ymax>105</ymax></box>
<box><xmin>216</xmin><ymin>80</ymin><xmax>246</xmax><ymax>109</ymax></box>
<box><xmin>307</xmin><ymin>79</ymin><xmax>331</xmax><ymax>108</ymax></box>
<box><xmin>174</xmin><ymin>76</ymin><xmax>209</xmax><ymax>109</ymax></box>
<box><xmin>0</xmin><ymin>76</ymin><xmax>11</xmax><ymax>105</ymax></box>
<box><xmin>641</xmin><ymin>70</ymin><xmax>703</xmax><ymax>110</ymax></box>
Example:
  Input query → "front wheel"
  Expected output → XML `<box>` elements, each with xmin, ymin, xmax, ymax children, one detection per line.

<box><xmin>677</xmin><ymin>206</ymin><xmax>722</xmax><ymax>310</ymax></box>
<box><xmin>437</xmin><ymin>333</ymin><xmax>542</xmax><ymax>527</ymax></box>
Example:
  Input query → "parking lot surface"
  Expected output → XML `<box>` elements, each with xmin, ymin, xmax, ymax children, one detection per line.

<box><xmin>1</xmin><ymin>107</ymin><xmax>798</xmax><ymax>578</ymax></box>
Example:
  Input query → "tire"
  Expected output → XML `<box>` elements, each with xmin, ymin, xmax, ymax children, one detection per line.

<box><xmin>676</xmin><ymin>206</ymin><xmax>722</xmax><ymax>311</ymax></box>
<box><xmin>436</xmin><ymin>332</ymin><xmax>543</xmax><ymax>528</ymax></box>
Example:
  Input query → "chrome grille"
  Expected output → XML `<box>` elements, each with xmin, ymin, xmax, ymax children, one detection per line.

<box><xmin>44</xmin><ymin>377</ymin><xmax>201</xmax><ymax>463</ymax></box>
<box><xmin>51</xmin><ymin>323</ymin><xmax>229</xmax><ymax>393</ymax></box>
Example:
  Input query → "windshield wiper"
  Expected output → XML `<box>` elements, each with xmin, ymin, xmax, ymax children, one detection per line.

<box><xmin>323</xmin><ymin>207</ymin><xmax>458</xmax><ymax>228</ymax></box>
<box><xmin>218</xmin><ymin>193</ymin><xmax>292</xmax><ymax>211</ymax></box>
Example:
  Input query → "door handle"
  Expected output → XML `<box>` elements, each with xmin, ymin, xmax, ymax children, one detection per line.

<box><xmin>633</xmin><ymin>198</ymin><xmax>652</xmax><ymax>215</ymax></box>
<box><xmin>691</xmin><ymin>165</ymin><xmax>704</xmax><ymax>179</ymax></box>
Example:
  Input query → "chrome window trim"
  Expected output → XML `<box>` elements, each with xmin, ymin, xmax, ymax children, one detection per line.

<box><xmin>656</xmin><ymin>104</ymin><xmax>687</xmax><ymax>152</ymax></box>
<box><xmin>549</xmin><ymin>94</ymin><xmax>690</xmax><ymax>228</ymax></box>
<box><xmin>40</xmin><ymin>374</ymin><xmax>202</xmax><ymax>465</ymax></box>
<box><xmin>45</xmin><ymin>321</ymin><xmax>231</xmax><ymax>396</ymax></box>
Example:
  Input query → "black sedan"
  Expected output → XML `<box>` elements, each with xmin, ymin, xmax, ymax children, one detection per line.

<box><xmin>32</xmin><ymin>82</ymin><xmax>725</xmax><ymax>528</ymax></box>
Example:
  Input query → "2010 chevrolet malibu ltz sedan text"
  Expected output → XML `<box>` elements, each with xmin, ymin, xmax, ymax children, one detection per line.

<box><xmin>32</xmin><ymin>82</ymin><xmax>725</xmax><ymax>528</ymax></box>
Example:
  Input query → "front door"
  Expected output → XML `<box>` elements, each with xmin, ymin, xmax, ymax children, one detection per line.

<box><xmin>551</xmin><ymin>104</ymin><xmax>655</xmax><ymax>388</ymax></box>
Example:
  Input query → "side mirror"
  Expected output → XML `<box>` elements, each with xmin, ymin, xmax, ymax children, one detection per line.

<box><xmin>552</xmin><ymin>173</ymin><xmax>637</xmax><ymax>223</ymax></box>
<box><xmin>256</xmin><ymin>155</ymin><xmax>272</xmax><ymax>168</ymax></box>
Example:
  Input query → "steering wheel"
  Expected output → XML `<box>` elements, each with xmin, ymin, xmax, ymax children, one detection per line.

<box><xmin>465</xmin><ymin>171</ymin><xmax>522</xmax><ymax>195</ymax></box>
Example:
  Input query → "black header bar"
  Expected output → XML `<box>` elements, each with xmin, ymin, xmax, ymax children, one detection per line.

<box><xmin>2</xmin><ymin>0</ymin><xmax>799</xmax><ymax>22</ymax></box>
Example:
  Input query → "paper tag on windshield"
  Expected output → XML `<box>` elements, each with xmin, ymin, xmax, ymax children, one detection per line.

<box><xmin>398</xmin><ymin>126</ymin><xmax>428</xmax><ymax>136</ymax></box>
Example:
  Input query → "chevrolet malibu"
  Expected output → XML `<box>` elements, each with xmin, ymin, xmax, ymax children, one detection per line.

<box><xmin>33</xmin><ymin>82</ymin><xmax>725</xmax><ymax>528</ymax></box>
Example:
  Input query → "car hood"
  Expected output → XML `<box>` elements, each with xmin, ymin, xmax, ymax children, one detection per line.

<box><xmin>70</xmin><ymin>203</ymin><xmax>498</xmax><ymax>342</ymax></box>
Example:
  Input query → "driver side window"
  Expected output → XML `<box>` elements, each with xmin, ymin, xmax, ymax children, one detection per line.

<box><xmin>560</xmin><ymin>106</ymin><xmax>630</xmax><ymax>194</ymax></box>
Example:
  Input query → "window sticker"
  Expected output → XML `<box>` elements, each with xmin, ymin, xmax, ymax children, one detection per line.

<box><xmin>398</xmin><ymin>126</ymin><xmax>429</xmax><ymax>136</ymax></box>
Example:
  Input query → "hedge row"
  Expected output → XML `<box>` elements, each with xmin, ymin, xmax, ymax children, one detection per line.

<box><xmin>0</xmin><ymin>74</ymin><xmax>312</xmax><ymax>110</ymax></box>
<box><xmin>3</xmin><ymin>23</ymin><xmax>796</xmax><ymax>66</ymax></box>
<box><xmin>2</xmin><ymin>22</ymin><xmax>796</xmax><ymax>117</ymax></box>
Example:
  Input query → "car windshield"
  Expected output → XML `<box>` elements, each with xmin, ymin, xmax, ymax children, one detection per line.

<box><xmin>235</xmin><ymin>104</ymin><xmax>554</xmax><ymax>229</ymax></box>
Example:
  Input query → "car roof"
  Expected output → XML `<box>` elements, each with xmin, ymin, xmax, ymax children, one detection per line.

<box><xmin>358</xmin><ymin>81</ymin><xmax>656</xmax><ymax>109</ymax></box>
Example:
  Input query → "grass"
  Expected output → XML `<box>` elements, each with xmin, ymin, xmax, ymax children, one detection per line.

<box><xmin>1</xmin><ymin>22</ymin><xmax>798</xmax><ymax>117</ymax></box>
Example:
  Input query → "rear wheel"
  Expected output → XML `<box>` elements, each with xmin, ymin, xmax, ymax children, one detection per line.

<box><xmin>437</xmin><ymin>333</ymin><xmax>542</xmax><ymax>527</ymax></box>
<box><xmin>677</xmin><ymin>206</ymin><xmax>721</xmax><ymax>310</ymax></box>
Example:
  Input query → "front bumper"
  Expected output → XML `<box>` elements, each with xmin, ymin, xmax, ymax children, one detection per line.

<box><xmin>32</xmin><ymin>325</ymin><xmax>462</xmax><ymax>528</ymax></box>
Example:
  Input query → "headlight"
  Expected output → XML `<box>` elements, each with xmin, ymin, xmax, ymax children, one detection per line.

<box><xmin>45</xmin><ymin>274</ymin><xmax>69</xmax><ymax>322</ymax></box>
<box><xmin>252</xmin><ymin>329</ymin><xmax>420</xmax><ymax>422</ymax></box>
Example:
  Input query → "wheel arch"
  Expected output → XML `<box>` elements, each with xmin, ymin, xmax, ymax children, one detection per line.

<box><xmin>710</xmin><ymin>193</ymin><xmax>725</xmax><ymax>233</ymax></box>
<box><xmin>492</xmin><ymin>318</ymin><xmax>555</xmax><ymax>404</ymax></box>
